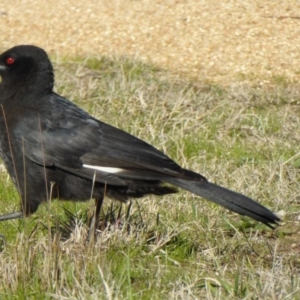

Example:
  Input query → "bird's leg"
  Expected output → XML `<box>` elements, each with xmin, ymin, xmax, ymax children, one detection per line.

<box><xmin>0</xmin><ymin>211</ymin><xmax>24</xmax><ymax>244</ymax></box>
<box><xmin>0</xmin><ymin>211</ymin><xmax>23</xmax><ymax>221</ymax></box>
<box><xmin>94</xmin><ymin>196</ymin><xmax>104</xmax><ymax>230</ymax></box>
<box><xmin>88</xmin><ymin>196</ymin><xmax>104</xmax><ymax>241</ymax></box>
<box><xmin>0</xmin><ymin>212</ymin><xmax>23</xmax><ymax>244</ymax></box>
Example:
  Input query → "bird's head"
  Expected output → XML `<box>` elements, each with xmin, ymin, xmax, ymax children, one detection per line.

<box><xmin>0</xmin><ymin>45</ymin><xmax>54</xmax><ymax>97</ymax></box>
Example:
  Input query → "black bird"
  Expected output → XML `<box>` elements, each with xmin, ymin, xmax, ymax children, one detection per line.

<box><xmin>0</xmin><ymin>45</ymin><xmax>279</xmax><ymax>228</ymax></box>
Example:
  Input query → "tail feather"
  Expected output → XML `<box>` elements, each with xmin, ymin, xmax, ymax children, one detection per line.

<box><xmin>168</xmin><ymin>177</ymin><xmax>280</xmax><ymax>228</ymax></box>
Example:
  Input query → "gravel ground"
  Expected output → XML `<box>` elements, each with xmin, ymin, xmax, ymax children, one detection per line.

<box><xmin>0</xmin><ymin>0</ymin><xmax>300</xmax><ymax>84</ymax></box>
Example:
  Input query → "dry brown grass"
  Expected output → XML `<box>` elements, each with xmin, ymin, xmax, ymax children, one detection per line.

<box><xmin>0</xmin><ymin>0</ymin><xmax>300</xmax><ymax>84</ymax></box>
<box><xmin>0</xmin><ymin>57</ymin><xmax>298</xmax><ymax>298</ymax></box>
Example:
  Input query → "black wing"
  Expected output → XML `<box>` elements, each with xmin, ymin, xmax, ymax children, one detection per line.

<box><xmin>16</xmin><ymin>94</ymin><xmax>189</xmax><ymax>184</ymax></box>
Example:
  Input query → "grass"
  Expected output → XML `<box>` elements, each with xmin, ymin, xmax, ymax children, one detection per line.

<box><xmin>0</xmin><ymin>55</ymin><xmax>300</xmax><ymax>299</ymax></box>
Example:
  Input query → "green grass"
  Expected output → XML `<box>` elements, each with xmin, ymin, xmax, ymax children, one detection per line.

<box><xmin>0</xmin><ymin>55</ymin><xmax>300</xmax><ymax>299</ymax></box>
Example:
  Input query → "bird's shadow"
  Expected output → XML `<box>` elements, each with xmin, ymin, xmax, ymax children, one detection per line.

<box><xmin>45</xmin><ymin>201</ymin><xmax>147</xmax><ymax>242</ymax></box>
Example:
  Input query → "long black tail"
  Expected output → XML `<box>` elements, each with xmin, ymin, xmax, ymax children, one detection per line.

<box><xmin>168</xmin><ymin>174</ymin><xmax>280</xmax><ymax>228</ymax></box>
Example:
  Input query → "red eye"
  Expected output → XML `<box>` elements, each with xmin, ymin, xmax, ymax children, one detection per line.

<box><xmin>6</xmin><ymin>57</ymin><xmax>15</xmax><ymax>65</ymax></box>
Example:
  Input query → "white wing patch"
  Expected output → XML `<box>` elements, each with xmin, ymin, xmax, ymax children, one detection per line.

<box><xmin>83</xmin><ymin>164</ymin><xmax>124</xmax><ymax>174</ymax></box>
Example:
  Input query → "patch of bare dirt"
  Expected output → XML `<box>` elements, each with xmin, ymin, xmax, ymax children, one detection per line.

<box><xmin>0</xmin><ymin>0</ymin><xmax>299</xmax><ymax>84</ymax></box>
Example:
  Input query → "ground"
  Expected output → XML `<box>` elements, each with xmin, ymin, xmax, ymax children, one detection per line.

<box><xmin>0</xmin><ymin>1</ymin><xmax>300</xmax><ymax>299</ymax></box>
